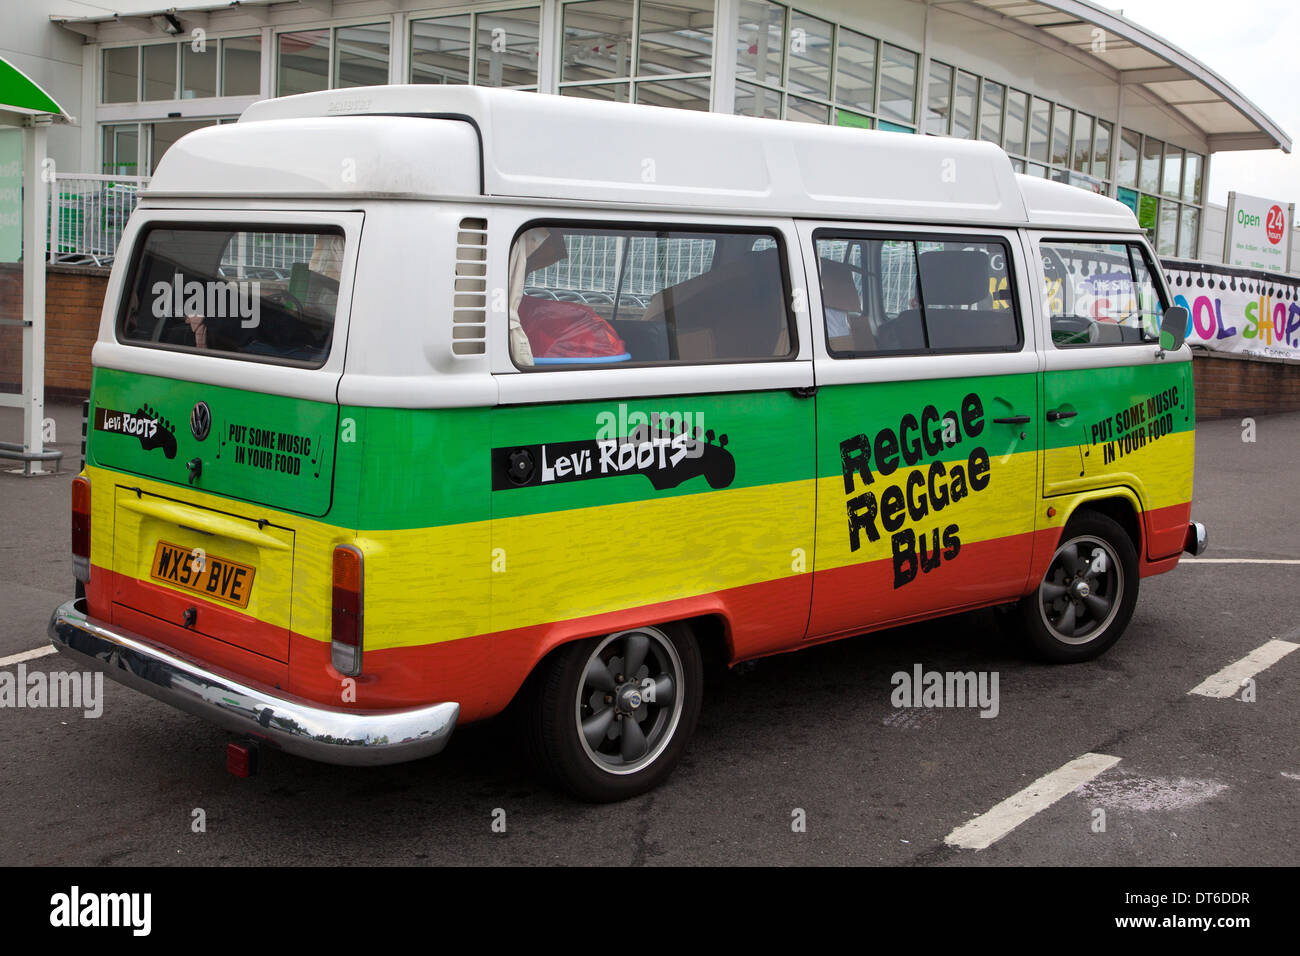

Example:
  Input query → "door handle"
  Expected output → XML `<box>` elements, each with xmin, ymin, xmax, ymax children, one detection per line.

<box><xmin>992</xmin><ymin>415</ymin><xmax>1031</xmax><ymax>425</ymax></box>
<box><xmin>1046</xmin><ymin>409</ymin><xmax>1077</xmax><ymax>422</ymax></box>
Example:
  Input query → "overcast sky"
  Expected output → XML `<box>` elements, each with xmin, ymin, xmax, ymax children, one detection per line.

<box><xmin>1109</xmin><ymin>0</ymin><xmax>1298</xmax><ymax>211</ymax></box>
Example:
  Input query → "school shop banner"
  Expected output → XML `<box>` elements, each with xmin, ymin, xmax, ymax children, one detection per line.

<box><xmin>1160</xmin><ymin>257</ymin><xmax>1300</xmax><ymax>361</ymax></box>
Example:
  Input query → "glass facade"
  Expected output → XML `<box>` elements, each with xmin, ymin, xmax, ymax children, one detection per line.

<box><xmin>91</xmin><ymin>2</ymin><xmax>1209</xmax><ymax>256</ymax></box>
<box><xmin>559</xmin><ymin>0</ymin><xmax>712</xmax><ymax>107</ymax></box>
<box><xmin>1117</xmin><ymin>127</ymin><xmax>1203</xmax><ymax>256</ymax></box>
<box><xmin>735</xmin><ymin>1</ymin><xmax>916</xmax><ymax>129</ymax></box>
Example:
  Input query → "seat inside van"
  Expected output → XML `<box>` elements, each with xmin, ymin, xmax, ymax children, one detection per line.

<box><xmin>879</xmin><ymin>248</ymin><xmax>1017</xmax><ymax>351</ymax></box>
<box><xmin>638</xmin><ymin>246</ymin><xmax>789</xmax><ymax>361</ymax></box>
<box><xmin>820</xmin><ymin>257</ymin><xmax>877</xmax><ymax>353</ymax></box>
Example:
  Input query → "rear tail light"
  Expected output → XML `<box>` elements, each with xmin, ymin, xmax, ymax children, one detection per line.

<box><xmin>331</xmin><ymin>544</ymin><xmax>364</xmax><ymax>676</ymax></box>
<box><xmin>71</xmin><ymin>476</ymin><xmax>91</xmax><ymax>583</ymax></box>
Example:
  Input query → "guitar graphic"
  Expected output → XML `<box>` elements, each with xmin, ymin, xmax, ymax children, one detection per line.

<box><xmin>632</xmin><ymin>417</ymin><xmax>736</xmax><ymax>491</ymax></box>
<box><xmin>93</xmin><ymin>404</ymin><xmax>177</xmax><ymax>459</ymax></box>
<box><xmin>135</xmin><ymin>404</ymin><xmax>178</xmax><ymax>459</ymax></box>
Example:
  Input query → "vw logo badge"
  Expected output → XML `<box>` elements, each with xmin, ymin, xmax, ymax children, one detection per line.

<box><xmin>190</xmin><ymin>401</ymin><xmax>212</xmax><ymax>442</ymax></box>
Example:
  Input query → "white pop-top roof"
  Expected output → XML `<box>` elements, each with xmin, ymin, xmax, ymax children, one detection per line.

<box><xmin>146</xmin><ymin>85</ymin><xmax>1138</xmax><ymax>232</ymax></box>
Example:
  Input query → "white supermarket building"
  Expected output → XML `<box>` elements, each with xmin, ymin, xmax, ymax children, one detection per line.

<box><xmin>6</xmin><ymin>0</ymin><xmax>1292</xmax><ymax>264</ymax></box>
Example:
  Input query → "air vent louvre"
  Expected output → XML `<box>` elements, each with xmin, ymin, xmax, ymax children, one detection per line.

<box><xmin>452</xmin><ymin>217</ymin><xmax>488</xmax><ymax>356</ymax></box>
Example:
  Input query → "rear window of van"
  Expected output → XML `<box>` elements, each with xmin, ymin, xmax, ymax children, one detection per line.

<box><xmin>117</xmin><ymin>226</ymin><xmax>344</xmax><ymax>367</ymax></box>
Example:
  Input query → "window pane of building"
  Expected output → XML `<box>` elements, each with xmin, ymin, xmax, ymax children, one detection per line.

<box><xmin>181</xmin><ymin>43</ymin><xmax>216</xmax><ymax>99</ymax></box>
<box><xmin>924</xmin><ymin>61</ymin><xmax>952</xmax><ymax>135</ymax></box>
<box><xmin>1162</xmin><ymin>145</ymin><xmax>1183</xmax><ymax>198</ymax></box>
<box><xmin>102</xmin><ymin>124</ymin><xmax>139</xmax><ymax>175</ymax></box>
<box><xmin>1183</xmin><ymin>152</ymin><xmax>1203</xmax><ymax>203</ymax></box>
<box><xmin>1117</xmin><ymin>128</ymin><xmax>1139</xmax><ymax>187</ymax></box>
<box><xmin>103</xmin><ymin>47</ymin><xmax>138</xmax><ymax>103</ymax></box>
<box><xmin>788</xmin><ymin>95</ymin><xmax>829</xmax><ymax>123</ymax></box>
<box><xmin>736</xmin><ymin>0</ymin><xmax>785</xmax><ymax>87</ymax></box>
<box><xmin>979</xmin><ymin>79</ymin><xmax>1003</xmax><ymax>144</ymax></box>
<box><xmin>410</xmin><ymin>16</ymin><xmax>472</xmax><ymax>84</ymax></box>
<box><xmin>878</xmin><ymin>44</ymin><xmax>916</xmax><ymax>125</ymax></box>
<box><xmin>335</xmin><ymin>24</ymin><xmax>390</xmax><ymax>88</ymax></box>
<box><xmin>142</xmin><ymin>44</ymin><xmax>177</xmax><ymax>101</ymax></box>
<box><xmin>1050</xmin><ymin>105</ymin><xmax>1072</xmax><ymax>166</ymax></box>
<box><xmin>221</xmin><ymin>37</ymin><xmax>261</xmax><ymax>96</ymax></box>
<box><xmin>635</xmin><ymin>76</ymin><xmax>710</xmax><ymax>110</ymax></box>
<box><xmin>952</xmin><ymin>70</ymin><xmax>977</xmax><ymax>139</ymax></box>
<box><xmin>1092</xmin><ymin>119</ymin><xmax>1112</xmax><ymax>181</ymax></box>
<box><xmin>475</xmin><ymin>9</ymin><xmax>542</xmax><ymax>87</ymax></box>
<box><xmin>562</xmin><ymin>81</ymin><xmax>631</xmax><ymax>102</ymax></box>
<box><xmin>787</xmin><ymin>11</ymin><xmax>832</xmax><ymax>98</ymax></box>
<box><xmin>1179</xmin><ymin>206</ymin><xmax>1198</xmax><ymax>257</ymax></box>
<box><xmin>1158</xmin><ymin>199</ymin><xmax>1178</xmax><ymax>255</ymax></box>
<box><xmin>1004</xmin><ymin>89</ymin><xmax>1027</xmax><ymax>154</ymax></box>
<box><xmin>149</xmin><ymin>119</ymin><xmax>213</xmax><ymax>174</ymax></box>
<box><xmin>1139</xmin><ymin>135</ymin><xmax>1162</xmax><ymax>194</ymax></box>
<box><xmin>1072</xmin><ymin>112</ymin><xmax>1092</xmax><ymax>173</ymax></box>
<box><xmin>1026</xmin><ymin>162</ymin><xmax>1048</xmax><ymax>178</ymax></box>
<box><xmin>563</xmin><ymin>0</ymin><xmax>634</xmax><ymax>83</ymax></box>
<box><xmin>735</xmin><ymin>79</ymin><xmax>781</xmax><ymax>118</ymax></box>
<box><xmin>835</xmin><ymin>27</ymin><xmax>875</xmax><ymax>114</ymax></box>
<box><xmin>1027</xmin><ymin>97</ymin><xmax>1050</xmax><ymax>161</ymax></box>
<box><xmin>637</xmin><ymin>0</ymin><xmax>713</xmax><ymax>78</ymax></box>
<box><xmin>278</xmin><ymin>30</ymin><xmax>330</xmax><ymax>95</ymax></box>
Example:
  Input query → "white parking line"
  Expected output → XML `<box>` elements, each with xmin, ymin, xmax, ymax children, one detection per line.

<box><xmin>944</xmin><ymin>752</ymin><xmax>1122</xmax><ymax>851</ymax></box>
<box><xmin>0</xmin><ymin>646</ymin><xmax>58</xmax><ymax>668</ymax></box>
<box><xmin>1181</xmin><ymin>558</ymin><xmax>1300</xmax><ymax>565</ymax></box>
<box><xmin>1188</xmin><ymin>639</ymin><xmax>1300</xmax><ymax>698</ymax></box>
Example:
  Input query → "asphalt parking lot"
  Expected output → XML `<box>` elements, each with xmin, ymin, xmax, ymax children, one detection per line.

<box><xmin>1</xmin><ymin>402</ymin><xmax>1297</xmax><ymax>867</ymax></box>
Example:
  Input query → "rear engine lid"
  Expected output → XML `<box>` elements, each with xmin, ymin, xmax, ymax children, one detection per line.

<box><xmin>111</xmin><ymin>486</ymin><xmax>295</xmax><ymax>663</ymax></box>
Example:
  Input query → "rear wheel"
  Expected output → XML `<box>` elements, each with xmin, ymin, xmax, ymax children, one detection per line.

<box><xmin>1017</xmin><ymin>512</ymin><xmax>1139</xmax><ymax>663</ymax></box>
<box><xmin>522</xmin><ymin>623</ymin><xmax>702</xmax><ymax>802</ymax></box>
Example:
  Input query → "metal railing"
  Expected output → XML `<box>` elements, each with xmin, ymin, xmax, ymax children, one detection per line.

<box><xmin>529</xmin><ymin>235</ymin><xmax>718</xmax><ymax>298</ymax></box>
<box><xmin>47</xmin><ymin>173</ymin><xmax>150</xmax><ymax>267</ymax></box>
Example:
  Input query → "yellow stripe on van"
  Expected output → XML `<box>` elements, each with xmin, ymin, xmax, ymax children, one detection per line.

<box><xmin>87</xmin><ymin>434</ymin><xmax>1193</xmax><ymax>654</ymax></box>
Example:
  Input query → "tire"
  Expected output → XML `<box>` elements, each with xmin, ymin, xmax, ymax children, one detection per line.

<box><xmin>1017</xmin><ymin>511</ymin><xmax>1139</xmax><ymax>663</ymax></box>
<box><xmin>521</xmin><ymin>623</ymin><xmax>703</xmax><ymax>802</ymax></box>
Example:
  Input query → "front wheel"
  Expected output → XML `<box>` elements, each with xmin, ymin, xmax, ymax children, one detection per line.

<box><xmin>521</xmin><ymin>623</ymin><xmax>702</xmax><ymax>802</ymax></box>
<box><xmin>1017</xmin><ymin>512</ymin><xmax>1139</xmax><ymax>663</ymax></box>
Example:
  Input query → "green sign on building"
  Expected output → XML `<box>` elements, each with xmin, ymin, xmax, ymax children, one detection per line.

<box><xmin>0</xmin><ymin>129</ymin><xmax>20</xmax><ymax>263</ymax></box>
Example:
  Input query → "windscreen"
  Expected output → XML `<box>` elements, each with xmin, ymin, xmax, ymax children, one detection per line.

<box><xmin>118</xmin><ymin>226</ymin><xmax>345</xmax><ymax>367</ymax></box>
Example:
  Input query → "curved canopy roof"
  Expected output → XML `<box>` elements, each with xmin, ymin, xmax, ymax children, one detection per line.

<box><xmin>943</xmin><ymin>0</ymin><xmax>1290</xmax><ymax>152</ymax></box>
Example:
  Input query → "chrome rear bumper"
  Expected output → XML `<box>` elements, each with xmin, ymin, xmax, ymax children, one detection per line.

<box><xmin>1184</xmin><ymin>521</ymin><xmax>1209</xmax><ymax>556</ymax></box>
<box><xmin>48</xmin><ymin>599</ymin><xmax>458</xmax><ymax>767</ymax></box>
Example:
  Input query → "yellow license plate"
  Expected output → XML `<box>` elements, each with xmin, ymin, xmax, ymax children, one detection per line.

<box><xmin>150</xmin><ymin>540</ymin><xmax>256</xmax><ymax>609</ymax></box>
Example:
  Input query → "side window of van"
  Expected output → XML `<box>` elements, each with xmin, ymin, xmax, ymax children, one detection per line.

<box><xmin>118</xmin><ymin>226</ymin><xmax>343</xmax><ymax>367</ymax></box>
<box><xmin>1040</xmin><ymin>240</ymin><xmax>1167</xmax><ymax>347</ymax></box>
<box><xmin>510</xmin><ymin>225</ymin><xmax>795</xmax><ymax>367</ymax></box>
<box><xmin>815</xmin><ymin>234</ymin><xmax>1020</xmax><ymax>356</ymax></box>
